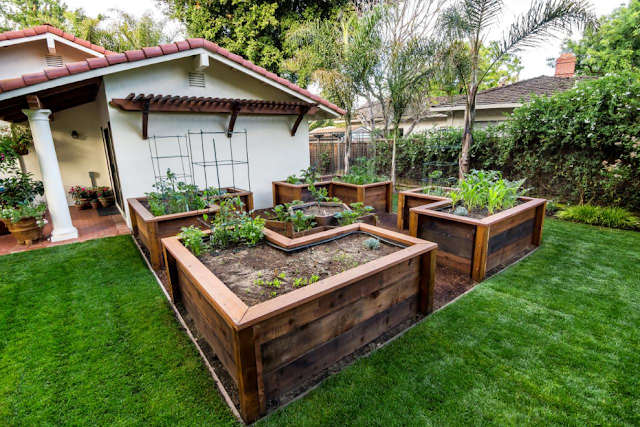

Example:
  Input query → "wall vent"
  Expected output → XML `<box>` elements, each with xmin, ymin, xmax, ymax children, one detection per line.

<box><xmin>45</xmin><ymin>54</ymin><xmax>64</xmax><ymax>67</ymax></box>
<box><xmin>188</xmin><ymin>72</ymin><xmax>205</xmax><ymax>88</ymax></box>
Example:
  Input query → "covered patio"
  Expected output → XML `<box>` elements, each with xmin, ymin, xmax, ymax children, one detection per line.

<box><xmin>0</xmin><ymin>206</ymin><xmax>129</xmax><ymax>254</ymax></box>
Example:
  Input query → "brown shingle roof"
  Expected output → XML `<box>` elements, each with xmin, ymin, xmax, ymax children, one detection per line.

<box><xmin>0</xmin><ymin>25</ymin><xmax>345</xmax><ymax>116</ymax></box>
<box><xmin>433</xmin><ymin>76</ymin><xmax>593</xmax><ymax>108</ymax></box>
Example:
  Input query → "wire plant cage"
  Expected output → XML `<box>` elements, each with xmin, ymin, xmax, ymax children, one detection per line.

<box><xmin>422</xmin><ymin>144</ymin><xmax>459</xmax><ymax>190</ymax></box>
<box><xmin>146</xmin><ymin>130</ymin><xmax>252</xmax><ymax>217</ymax></box>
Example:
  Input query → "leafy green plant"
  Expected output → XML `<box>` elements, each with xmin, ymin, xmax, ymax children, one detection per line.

<box><xmin>338</xmin><ymin>157</ymin><xmax>388</xmax><ymax>185</ymax></box>
<box><xmin>334</xmin><ymin>202</ymin><xmax>375</xmax><ymax>226</ymax></box>
<box><xmin>145</xmin><ymin>169</ymin><xmax>206</xmax><ymax>216</ymax></box>
<box><xmin>363</xmin><ymin>237</ymin><xmax>380</xmax><ymax>250</ymax></box>
<box><xmin>286</xmin><ymin>174</ymin><xmax>302</xmax><ymax>185</ymax></box>
<box><xmin>450</xmin><ymin>170</ymin><xmax>526</xmax><ymax>215</ymax></box>
<box><xmin>557</xmin><ymin>204</ymin><xmax>639</xmax><ymax>230</ymax></box>
<box><xmin>290</xmin><ymin>210</ymin><xmax>316</xmax><ymax>232</ymax></box>
<box><xmin>0</xmin><ymin>201</ymin><xmax>47</xmax><ymax>227</ymax></box>
<box><xmin>178</xmin><ymin>225</ymin><xmax>208</xmax><ymax>256</ymax></box>
<box><xmin>308</xmin><ymin>184</ymin><xmax>329</xmax><ymax>203</ymax></box>
<box><xmin>299</xmin><ymin>166</ymin><xmax>320</xmax><ymax>185</ymax></box>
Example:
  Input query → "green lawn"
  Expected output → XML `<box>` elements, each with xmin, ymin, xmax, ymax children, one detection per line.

<box><xmin>1</xmin><ymin>221</ymin><xmax>639</xmax><ymax>426</ymax></box>
<box><xmin>0</xmin><ymin>236</ymin><xmax>237</xmax><ymax>426</ymax></box>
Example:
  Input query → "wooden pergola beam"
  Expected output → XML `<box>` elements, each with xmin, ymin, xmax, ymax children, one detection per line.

<box><xmin>110</xmin><ymin>94</ymin><xmax>319</xmax><ymax>139</ymax></box>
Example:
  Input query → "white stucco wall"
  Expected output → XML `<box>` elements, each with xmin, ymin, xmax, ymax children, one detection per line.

<box><xmin>0</xmin><ymin>39</ymin><xmax>98</xmax><ymax>81</ymax></box>
<box><xmin>103</xmin><ymin>56</ymin><xmax>313</xmax><ymax>225</ymax></box>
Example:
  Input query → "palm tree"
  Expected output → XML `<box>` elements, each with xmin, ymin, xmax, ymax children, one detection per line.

<box><xmin>285</xmin><ymin>7</ymin><xmax>382</xmax><ymax>173</ymax></box>
<box><xmin>438</xmin><ymin>0</ymin><xmax>596</xmax><ymax>178</ymax></box>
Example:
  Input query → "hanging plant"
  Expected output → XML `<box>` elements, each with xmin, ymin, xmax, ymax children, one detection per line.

<box><xmin>0</xmin><ymin>124</ymin><xmax>32</xmax><ymax>156</ymax></box>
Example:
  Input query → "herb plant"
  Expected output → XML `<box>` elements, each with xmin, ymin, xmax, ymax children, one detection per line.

<box><xmin>449</xmin><ymin>170</ymin><xmax>526</xmax><ymax>215</ymax></box>
<box><xmin>333</xmin><ymin>203</ymin><xmax>374</xmax><ymax>226</ymax></box>
<box><xmin>290</xmin><ymin>210</ymin><xmax>315</xmax><ymax>232</ymax></box>
<box><xmin>363</xmin><ymin>237</ymin><xmax>380</xmax><ymax>250</ymax></box>
<box><xmin>145</xmin><ymin>169</ymin><xmax>207</xmax><ymax>216</ymax></box>
<box><xmin>178</xmin><ymin>225</ymin><xmax>208</xmax><ymax>256</ymax></box>
<box><xmin>286</xmin><ymin>174</ymin><xmax>302</xmax><ymax>185</ymax></box>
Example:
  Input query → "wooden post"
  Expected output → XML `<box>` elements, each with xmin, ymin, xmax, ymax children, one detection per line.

<box><xmin>419</xmin><ymin>249</ymin><xmax>437</xmax><ymax>314</ymax></box>
<box><xmin>471</xmin><ymin>225</ymin><xmax>489</xmax><ymax>282</ymax></box>
<box><xmin>272</xmin><ymin>182</ymin><xmax>277</xmax><ymax>207</ymax></box>
<box><xmin>130</xmin><ymin>207</ymin><xmax>138</xmax><ymax>234</ymax></box>
<box><xmin>409</xmin><ymin>211</ymin><xmax>419</xmax><ymax>237</ymax></box>
<box><xmin>532</xmin><ymin>202</ymin><xmax>546</xmax><ymax>246</ymax></box>
<box><xmin>253</xmin><ymin>325</ymin><xmax>267</xmax><ymax>416</ymax></box>
<box><xmin>397</xmin><ymin>192</ymin><xmax>406</xmax><ymax>229</ymax></box>
<box><xmin>386</xmin><ymin>182</ymin><xmax>393</xmax><ymax>213</ymax></box>
<box><xmin>149</xmin><ymin>223</ymin><xmax>161</xmax><ymax>270</ymax></box>
<box><xmin>294</xmin><ymin>187</ymin><xmax>303</xmax><ymax>202</ymax></box>
<box><xmin>357</xmin><ymin>187</ymin><xmax>365</xmax><ymax>205</ymax></box>
<box><xmin>234</xmin><ymin>327</ymin><xmax>260</xmax><ymax>424</ymax></box>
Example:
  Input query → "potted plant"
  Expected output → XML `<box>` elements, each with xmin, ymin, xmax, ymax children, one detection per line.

<box><xmin>90</xmin><ymin>199</ymin><xmax>100</xmax><ymax>209</ymax></box>
<box><xmin>95</xmin><ymin>186</ymin><xmax>115</xmax><ymax>207</ymax></box>
<box><xmin>0</xmin><ymin>201</ymin><xmax>48</xmax><ymax>245</ymax></box>
<box><xmin>68</xmin><ymin>186</ymin><xmax>92</xmax><ymax>209</ymax></box>
<box><xmin>0</xmin><ymin>124</ymin><xmax>32</xmax><ymax>156</ymax></box>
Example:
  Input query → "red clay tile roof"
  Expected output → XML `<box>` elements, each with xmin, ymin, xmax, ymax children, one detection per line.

<box><xmin>0</xmin><ymin>24</ymin><xmax>116</xmax><ymax>55</ymax></box>
<box><xmin>0</xmin><ymin>25</ymin><xmax>345</xmax><ymax>116</ymax></box>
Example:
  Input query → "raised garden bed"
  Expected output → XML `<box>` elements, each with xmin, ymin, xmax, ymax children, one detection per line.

<box><xmin>409</xmin><ymin>196</ymin><xmax>546</xmax><ymax>282</ymax></box>
<box><xmin>289</xmin><ymin>201</ymin><xmax>350</xmax><ymax>227</ymax></box>
<box><xmin>329</xmin><ymin>180</ymin><xmax>393</xmax><ymax>213</ymax></box>
<box><xmin>128</xmin><ymin>197</ymin><xmax>219</xmax><ymax>270</ymax></box>
<box><xmin>208</xmin><ymin>187</ymin><xmax>253</xmax><ymax>214</ymax></box>
<box><xmin>271</xmin><ymin>177</ymin><xmax>334</xmax><ymax>206</ymax></box>
<box><xmin>162</xmin><ymin>223</ymin><xmax>437</xmax><ymax>423</ymax></box>
<box><xmin>397</xmin><ymin>187</ymin><xmax>451</xmax><ymax>230</ymax></box>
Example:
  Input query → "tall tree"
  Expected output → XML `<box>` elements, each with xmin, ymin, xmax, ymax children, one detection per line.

<box><xmin>99</xmin><ymin>9</ymin><xmax>180</xmax><ymax>52</ymax></box>
<box><xmin>284</xmin><ymin>6</ymin><xmax>383</xmax><ymax>173</ymax></box>
<box><xmin>562</xmin><ymin>0</ymin><xmax>640</xmax><ymax>75</ymax></box>
<box><xmin>438</xmin><ymin>0</ymin><xmax>596</xmax><ymax>178</ymax></box>
<box><xmin>158</xmin><ymin>0</ymin><xmax>348</xmax><ymax>75</ymax></box>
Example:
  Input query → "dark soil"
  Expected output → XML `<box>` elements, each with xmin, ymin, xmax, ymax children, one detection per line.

<box><xmin>197</xmin><ymin>233</ymin><xmax>400</xmax><ymax>306</ymax></box>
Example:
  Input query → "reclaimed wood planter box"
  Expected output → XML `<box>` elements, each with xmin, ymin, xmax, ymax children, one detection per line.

<box><xmin>209</xmin><ymin>187</ymin><xmax>253</xmax><ymax>213</ymax></box>
<box><xmin>409</xmin><ymin>197</ymin><xmax>546</xmax><ymax>282</ymax></box>
<box><xmin>271</xmin><ymin>180</ymin><xmax>333</xmax><ymax>206</ymax></box>
<box><xmin>290</xmin><ymin>201</ymin><xmax>350</xmax><ymax>227</ymax></box>
<box><xmin>128</xmin><ymin>197</ymin><xmax>219</xmax><ymax>270</ymax></box>
<box><xmin>272</xmin><ymin>178</ymin><xmax>393</xmax><ymax>213</ymax></box>
<box><xmin>163</xmin><ymin>224</ymin><xmax>437</xmax><ymax>423</ymax></box>
<box><xmin>329</xmin><ymin>180</ymin><xmax>393</xmax><ymax>213</ymax></box>
<box><xmin>397</xmin><ymin>187</ymin><xmax>452</xmax><ymax>230</ymax></box>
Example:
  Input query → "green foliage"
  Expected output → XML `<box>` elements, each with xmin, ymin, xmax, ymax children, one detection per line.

<box><xmin>159</xmin><ymin>0</ymin><xmax>348</xmax><ymax>74</ymax></box>
<box><xmin>178</xmin><ymin>225</ymin><xmax>208</xmax><ymax>256</ymax></box>
<box><xmin>0</xmin><ymin>201</ymin><xmax>47</xmax><ymax>226</ymax></box>
<box><xmin>290</xmin><ymin>210</ymin><xmax>315</xmax><ymax>232</ymax></box>
<box><xmin>308</xmin><ymin>184</ymin><xmax>329</xmax><ymax>203</ymax></box>
<box><xmin>451</xmin><ymin>170</ymin><xmax>526</xmax><ymax>214</ymax></box>
<box><xmin>563</xmin><ymin>0</ymin><xmax>640</xmax><ymax>76</ymax></box>
<box><xmin>557</xmin><ymin>204</ymin><xmax>639</xmax><ymax>230</ymax></box>
<box><xmin>207</xmin><ymin>197</ymin><xmax>265</xmax><ymax>250</ymax></box>
<box><xmin>334</xmin><ymin>202</ymin><xmax>374</xmax><ymax>226</ymax></box>
<box><xmin>363</xmin><ymin>237</ymin><xmax>380</xmax><ymax>250</ymax></box>
<box><xmin>299</xmin><ymin>166</ymin><xmax>320</xmax><ymax>184</ymax></box>
<box><xmin>285</xmin><ymin>174</ymin><xmax>302</xmax><ymax>185</ymax></box>
<box><xmin>145</xmin><ymin>170</ymin><xmax>206</xmax><ymax>217</ymax></box>
<box><xmin>338</xmin><ymin>158</ymin><xmax>387</xmax><ymax>185</ymax></box>
<box><xmin>490</xmin><ymin>73</ymin><xmax>640</xmax><ymax>209</ymax></box>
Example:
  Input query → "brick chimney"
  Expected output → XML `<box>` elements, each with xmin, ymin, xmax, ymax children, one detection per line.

<box><xmin>555</xmin><ymin>53</ymin><xmax>576</xmax><ymax>78</ymax></box>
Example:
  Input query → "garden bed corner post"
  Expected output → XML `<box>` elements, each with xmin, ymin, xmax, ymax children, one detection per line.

<box><xmin>471</xmin><ymin>225</ymin><xmax>490</xmax><ymax>282</ymax></box>
<box><xmin>420</xmin><ymin>249</ymin><xmax>437</xmax><ymax>314</ymax></box>
<box><xmin>234</xmin><ymin>327</ymin><xmax>261</xmax><ymax>424</ymax></box>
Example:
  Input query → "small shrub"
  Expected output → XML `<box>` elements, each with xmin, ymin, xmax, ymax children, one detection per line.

<box><xmin>557</xmin><ymin>204</ymin><xmax>639</xmax><ymax>230</ymax></box>
<box><xmin>363</xmin><ymin>237</ymin><xmax>380</xmax><ymax>250</ymax></box>
<box><xmin>338</xmin><ymin>158</ymin><xmax>388</xmax><ymax>185</ymax></box>
<box><xmin>290</xmin><ymin>210</ymin><xmax>316</xmax><ymax>232</ymax></box>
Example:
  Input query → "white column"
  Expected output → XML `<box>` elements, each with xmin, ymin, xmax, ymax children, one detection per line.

<box><xmin>22</xmin><ymin>109</ymin><xmax>78</xmax><ymax>242</ymax></box>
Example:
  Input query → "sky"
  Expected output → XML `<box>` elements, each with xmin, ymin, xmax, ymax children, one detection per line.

<box><xmin>62</xmin><ymin>0</ymin><xmax>625</xmax><ymax>80</ymax></box>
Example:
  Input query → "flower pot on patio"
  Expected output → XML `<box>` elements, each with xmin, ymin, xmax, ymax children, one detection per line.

<box><xmin>98</xmin><ymin>196</ymin><xmax>115</xmax><ymax>208</ymax></box>
<box><xmin>90</xmin><ymin>200</ymin><xmax>100</xmax><ymax>209</ymax></box>
<box><xmin>2</xmin><ymin>217</ymin><xmax>43</xmax><ymax>245</ymax></box>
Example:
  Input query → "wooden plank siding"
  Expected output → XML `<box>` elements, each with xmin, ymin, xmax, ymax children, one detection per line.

<box><xmin>162</xmin><ymin>224</ymin><xmax>437</xmax><ymax>423</ymax></box>
<box><xmin>397</xmin><ymin>188</ymin><xmax>450</xmax><ymax>229</ymax></box>
<box><xmin>409</xmin><ymin>197</ymin><xmax>546</xmax><ymax>281</ymax></box>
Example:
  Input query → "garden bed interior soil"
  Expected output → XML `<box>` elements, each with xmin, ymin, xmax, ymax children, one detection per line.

<box><xmin>196</xmin><ymin>233</ymin><xmax>401</xmax><ymax>306</ymax></box>
<box><xmin>296</xmin><ymin>204</ymin><xmax>346</xmax><ymax>216</ymax></box>
<box><xmin>437</xmin><ymin>200</ymin><xmax>524</xmax><ymax>220</ymax></box>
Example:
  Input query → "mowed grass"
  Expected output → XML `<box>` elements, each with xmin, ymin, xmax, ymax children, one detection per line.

<box><xmin>0</xmin><ymin>236</ymin><xmax>237</xmax><ymax>426</ymax></box>
<box><xmin>260</xmin><ymin>219</ymin><xmax>640</xmax><ymax>426</ymax></box>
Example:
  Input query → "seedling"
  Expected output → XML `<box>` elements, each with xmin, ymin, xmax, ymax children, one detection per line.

<box><xmin>363</xmin><ymin>237</ymin><xmax>380</xmax><ymax>250</ymax></box>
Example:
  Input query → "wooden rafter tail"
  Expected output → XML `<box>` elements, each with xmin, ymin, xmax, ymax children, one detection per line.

<box><xmin>227</xmin><ymin>102</ymin><xmax>242</xmax><ymax>137</ymax></box>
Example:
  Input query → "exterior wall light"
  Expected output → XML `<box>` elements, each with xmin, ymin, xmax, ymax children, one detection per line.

<box><xmin>71</xmin><ymin>130</ymin><xmax>79</xmax><ymax>139</ymax></box>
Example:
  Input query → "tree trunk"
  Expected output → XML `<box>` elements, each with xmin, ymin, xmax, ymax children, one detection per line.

<box><xmin>344</xmin><ymin>115</ymin><xmax>352</xmax><ymax>174</ymax></box>
<box><xmin>391</xmin><ymin>132</ymin><xmax>397</xmax><ymax>186</ymax></box>
<box><xmin>459</xmin><ymin>86</ymin><xmax>478</xmax><ymax>178</ymax></box>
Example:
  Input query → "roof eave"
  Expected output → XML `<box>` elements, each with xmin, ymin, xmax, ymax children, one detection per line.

<box><xmin>430</xmin><ymin>102</ymin><xmax>522</xmax><ymax>112</ymax></box>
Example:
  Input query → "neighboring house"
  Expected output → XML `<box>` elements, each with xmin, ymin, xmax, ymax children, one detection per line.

<box><xmin>310</xmin><ymin>125</ymin><xmax>371</xmax><ymax>141</ymax></box>
<box><xmin>0</xmin><ymin>25</ymin><xmax>343</xmax><ymax>242</ymax></box>
<box><xmin>349</xmin><ymin>53</ymin><xmax>587</xmax><ymax>134</ymax></box>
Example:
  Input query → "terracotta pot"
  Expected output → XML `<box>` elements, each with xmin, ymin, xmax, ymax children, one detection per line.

<box><xmin>74</xmin><ymin>203</ymin><xmax>86</xmax><ymax>211</ymax></box>
<box><xmin>98</xmin><ymin>196</ymin><xmax>115</xmax><ymax>208</ymax></box>
<box><xmin>14</xmin><ymin>147</ymin><xmax>28</xmax><ymax>156</ymax></box>
<box><xmin>90</xmin><ymin>201</ymin><xmax>100</xmax><ymax>209</ymax></box>
<box><xmin>79</xmin><ymin>198</ymin><xmax>91</xmax><ymax>209</ymax></box>
<box><xmin>2</xmin><ymin>217</ymin><xmax>43</xmax><ymax>245</ymax></box>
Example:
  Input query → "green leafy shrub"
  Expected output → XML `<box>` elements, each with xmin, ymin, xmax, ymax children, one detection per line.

<box><xmin>450</xmin><ymin>170</ymin><xmax>526</xmax><ymax>215</ymax></box>
<box><xmin>178</xmin><ymin>225</ymin><xmax>208</xmax><ymax>256</ymax></box>
<box><xmin>337</xmin><ymin>158</ymin><xmax>388</xmax><ymax>185</ymax></box>
<box><xmin>334</xmin><ymin>202</ymin><xmax>374</xmax><ymax>226</ymax></box>
<box><xmin>145</xmin><ymin>169</ymin><xmax>206</xmax><ymax>216</ymax></box>
<box><xmin>557</xmin><ymin>204</ymin><xmax>639</xmax><ymax>230</ymax></box>
<box><xmin>290</xmin><ymin>210</ymin><xmax>316</xmax><ymax>232</ymax></box>
<box><xmin>286</xmin><ymin>174</ymin><xmax>302</xmax><ymax>185</ymax></box>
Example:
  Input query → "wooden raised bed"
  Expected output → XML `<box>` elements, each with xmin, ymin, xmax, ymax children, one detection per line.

<box><xmin>409</xmin><ymin>197</ymin><xmax>546</xmax><ymax>282</ymax></box>
<box><xmin>397</xmin><ymin>187</ymin><xmax>451</xmax><ymax>230</ymax></box>
<box><xmin>128</xmin><ymin>197</ymin><xmax>219</xmax><ymax>270</ymax></box>
<box><xmin>289</xmin><ymin>201</ymin><xmax>350</xmax><ymax>227</ymax></box>
<box><xmin>208</xmin><ymin>187</ymin><xmax>253</xmax><ymax>214</ymax></box>
<box><xmin>329</xmin><ymin>180</ymin><xmax>393</xmax><ymax>213</ymax></box>
<box><xmin>271</xmin><ymin>179</ymin><xmax>333</xmax><ymax>206</ymax></box>
<box><xmin>162</xmin><ymin>224</ymin><xmax>437</xmax><ymax>423</ymax></box>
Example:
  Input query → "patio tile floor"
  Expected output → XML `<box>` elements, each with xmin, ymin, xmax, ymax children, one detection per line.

<box><xmin>0</xmin><ymin>206</ymin><xmax>130</xmax><ymax>255</ymax></box>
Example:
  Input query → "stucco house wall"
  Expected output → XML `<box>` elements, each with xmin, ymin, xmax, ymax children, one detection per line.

<box><xmin>103</xmin><ymin>56</ymin><xmax>311</xmax><ymax>224</ymax></box>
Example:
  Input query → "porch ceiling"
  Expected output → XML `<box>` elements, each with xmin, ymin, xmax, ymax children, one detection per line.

<box><xmin>0</xmin><ymin>77</ymin><xmax>102</xmax><ymax>123</ymax></box>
